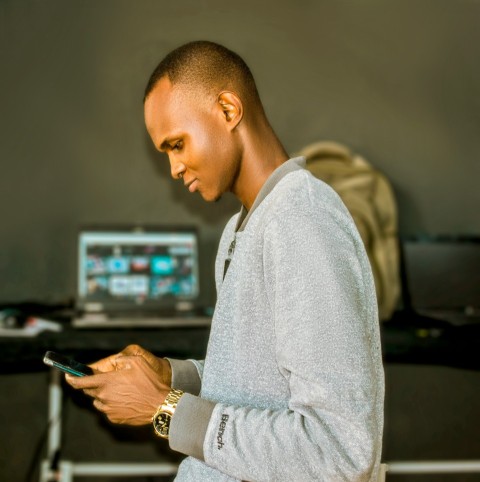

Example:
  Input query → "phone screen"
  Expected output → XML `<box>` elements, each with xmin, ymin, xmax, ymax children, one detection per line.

<box><xmin>43</xmin><ymin>351</ymin><xmax>94</xmax><ymax>377</ymax></box>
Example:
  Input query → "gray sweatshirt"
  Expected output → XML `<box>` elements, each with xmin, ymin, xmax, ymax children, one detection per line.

<box><xmin>167</xmin><ymin>157</ymin><xmax>384</xmax><ymax>481</ymax></box>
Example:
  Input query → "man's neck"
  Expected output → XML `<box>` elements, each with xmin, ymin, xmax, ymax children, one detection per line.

<box><xmin>232</xmin><ymin>124</ymin><xmax>289</xmax><ymax>210</ymax></box>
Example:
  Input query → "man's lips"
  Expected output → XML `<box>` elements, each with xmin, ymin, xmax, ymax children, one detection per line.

<box><xmin>185</xmin><ymin>178</ymin><xmax>199</xmax><ymax>193</ymax></box>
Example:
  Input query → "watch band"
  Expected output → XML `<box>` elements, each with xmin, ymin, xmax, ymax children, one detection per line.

<box><xmin>163</xmin><ymin>388</ymin><xmax>184</xmax><ymax>411</ymax></box>
<box><xmin>152</xmin><ymin>388</ymin><xmax>184</xmax><ymax>439</ymax></box>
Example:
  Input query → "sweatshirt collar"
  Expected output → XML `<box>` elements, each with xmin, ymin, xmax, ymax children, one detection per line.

<box><xmin>235</xmin><ymin>156</ymin><xmax>306</xmax><ymax>233</ymax></box>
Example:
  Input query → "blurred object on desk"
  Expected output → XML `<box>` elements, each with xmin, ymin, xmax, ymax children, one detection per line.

<box><xmin>400</xmin><ymin>235</ymin><xmax>480</xmax><ymax>325</ymax></box>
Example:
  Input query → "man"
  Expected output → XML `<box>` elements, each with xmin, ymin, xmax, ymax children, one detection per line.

<box><xmin>67</xmin><ymin>41</ymin><xmax>384</xmax><ymax>481</ymax></box>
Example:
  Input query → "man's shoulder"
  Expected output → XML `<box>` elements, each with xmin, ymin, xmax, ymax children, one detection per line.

<box><xmin>267</xmin><ymin>168</ymin><xmax>342</xmax><ymax>216</ymax></box>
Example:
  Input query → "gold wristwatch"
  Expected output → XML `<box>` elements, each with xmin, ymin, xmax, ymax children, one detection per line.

<box><xmin>152</xmin><ymin>388</ymin><xmax>184</xmax><ymax>439</ymax></box>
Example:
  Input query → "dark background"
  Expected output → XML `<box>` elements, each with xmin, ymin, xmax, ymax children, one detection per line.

<box><xmin>1</xmin><ymin>1</ymin><xmax>479</xmax><ymax>481</ymax></box>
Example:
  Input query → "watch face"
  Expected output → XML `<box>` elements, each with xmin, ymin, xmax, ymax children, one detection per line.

<box><xmin>154</xmin><ymin>412</ymin><xmax>172</xmax><ymax>438</ymax></box>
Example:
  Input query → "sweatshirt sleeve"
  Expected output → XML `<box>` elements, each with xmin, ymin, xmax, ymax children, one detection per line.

<box><xmin>199</xmin><ymin>205</ymin><xmax>383</xmax><ymax>481</ymax></box>
<box><xmin>166</xmin><ymin>359</ymin><xmax>215</xmax><ymax>461</ymax></box>
<box><xmin>166</xmin><ymin>358</ymin><xmax>203</xmax><ymax>395</ymax></box>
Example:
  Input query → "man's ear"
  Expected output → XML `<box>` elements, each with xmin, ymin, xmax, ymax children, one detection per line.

<box><xmin>217</xmin><ymin>91</ymin><xmax>243</xmax><ymax>129</ymax></box>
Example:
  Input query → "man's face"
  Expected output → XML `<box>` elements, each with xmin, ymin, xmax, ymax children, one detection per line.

<box><xmin>144</xmin><ymin>77</ymin><xmax>241</xmax><ymax>202</ymax></box>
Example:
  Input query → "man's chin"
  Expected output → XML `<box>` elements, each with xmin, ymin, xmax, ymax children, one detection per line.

<box><xmin>200</xmin><ymin>192</ymin><xmax>222</xmax><ymax>203</ymax></box>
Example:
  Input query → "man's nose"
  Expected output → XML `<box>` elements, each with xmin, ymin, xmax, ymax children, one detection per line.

<box><xmin>170</xmin><ymin>161</ymin><xmax>186</xmax><ymax>180</ymax></box>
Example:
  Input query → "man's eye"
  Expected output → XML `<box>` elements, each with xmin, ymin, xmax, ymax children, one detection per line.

<box><xmin>172</xmin><ymin>141</ymin><xmax>183</xmax><ymax>151</ymax></box>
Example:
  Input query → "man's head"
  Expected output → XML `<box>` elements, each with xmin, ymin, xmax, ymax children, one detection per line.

<box><xmin>144</xmin><ymin>41</ymin><xmax>264</xmax><ymax>203</ymax></box>
<box><xmin>144</xmin><ymin>41</ymin><xmax>261</xmax><ymax>107</ymax></box>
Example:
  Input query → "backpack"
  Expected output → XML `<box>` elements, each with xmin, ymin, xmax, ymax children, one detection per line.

<box><xmin>297</xmin><ymin>141</ymin><xmax>400</xmax><ymax>321</ymax></box>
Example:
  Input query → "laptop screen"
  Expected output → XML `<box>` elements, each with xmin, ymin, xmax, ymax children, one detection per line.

<box><xmin>77</xmin><ymin>226</ymin><xmax>200</xmax><ymax>313</ymax></box>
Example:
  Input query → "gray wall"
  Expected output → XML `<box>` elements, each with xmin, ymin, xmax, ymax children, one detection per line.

<box><xmin>0</xmin><ymin>0</ymin><xmax>479</xmax><ymax>304</ymax></box>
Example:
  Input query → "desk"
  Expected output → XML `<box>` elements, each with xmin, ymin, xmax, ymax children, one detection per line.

<box><xmin>1</xmin><ymin>308</ymin><xmax>479</xmax><ymax>372</ymax></box>
<box><xmin>0</xmin><ymin>323</ymin><xmax>211</xmax><ymax>373</ymax></box>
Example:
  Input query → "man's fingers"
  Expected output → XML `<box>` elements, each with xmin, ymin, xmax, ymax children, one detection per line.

<box><xmin>112</xmin><ymin>356</ymin><xmax>131</xmax><ymax>371</ymax></box>
<box><xmin>88</xmin><ymin>360</ymin><xmax>106</xmax><ymax>371</ymax></box>
<box><xmin>83</xmin><ymin>388</ymin><xmax>98</xmax><ymax>399</ymax></box>
<box><xmin>121</xmin><ymin>344</ymin><xmax>144</xmax><ymax>356</ymax></box>
<box><xmin>93</xmin><ymin>398</ymin><xmax>107</xmax><ymax>412</ymax></box>
<box><xmin>113</xmin><ymin>355</ymin><xmax>146</xmax><ymax>371</ymax></box>
<box><xmin>65</xmin><ymin>372</ymin><xmax>106</xmax><ymax>389</ymax></box>
<box><xmin>87</xmin><ymin>346</ymin><xmax>143</xmax><ymax>373</ymax></box>
<box><xmin>89</xmin><ymin>354</ymin><xmax>121</xmax><ymax>372</ymax></box>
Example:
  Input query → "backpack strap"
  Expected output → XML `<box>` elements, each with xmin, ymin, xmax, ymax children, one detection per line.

<box><xmin>298</xmin><ymin>140</ymin><xmax>401</xmax><ymax>321</ymax></box>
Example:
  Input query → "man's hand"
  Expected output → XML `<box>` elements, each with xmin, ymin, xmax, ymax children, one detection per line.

<box><xmin>87</xmin><ymin>344</ymin><xmax>172</xmax><ymax>386</ymax></box>
<box><xmin>65</xmin><ymin>354</ymin><xmax>170</xmax><ymax>425</ymax></box>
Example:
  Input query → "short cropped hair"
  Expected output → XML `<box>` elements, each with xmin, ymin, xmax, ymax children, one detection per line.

<box><xmin>144</xmin><ymin>41</ymin><xmax>261</xmax><ymax>105</ymax></box>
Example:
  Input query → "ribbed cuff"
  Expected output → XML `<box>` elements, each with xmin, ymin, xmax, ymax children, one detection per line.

<box><xmin>169</xmin><ymin>393</ymin><xmax>215</xmax><ymax>461</ymax></box>
<box><xmin>166</xmin><ymin>358</ymin><xmax>202</xmax><ymax>395</ymax></box>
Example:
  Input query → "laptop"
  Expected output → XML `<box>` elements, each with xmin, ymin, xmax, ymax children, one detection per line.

<box><xmin>400</xmin><ymin>235</ymin><xmax>480</xmax><ymax>325</ymax></box>
<box><xmin>72</xmin><ymin>225</ymin><xmax>211</xmax><ymax>328</ymax></box>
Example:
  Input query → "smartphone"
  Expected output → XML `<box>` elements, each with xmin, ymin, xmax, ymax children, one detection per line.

<box><xmin>43</xmin><ymin>351</ymin><xmax>94</xmax><ymax>377</ymax></box>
